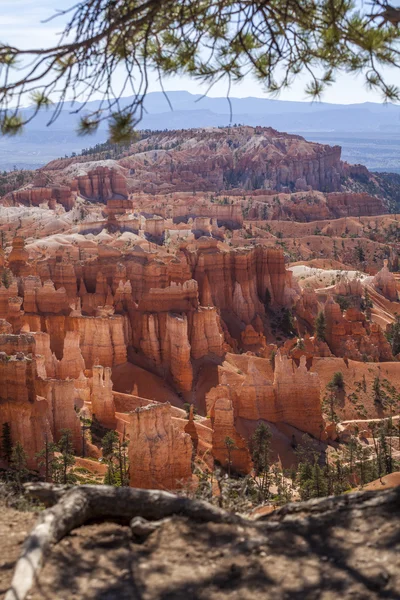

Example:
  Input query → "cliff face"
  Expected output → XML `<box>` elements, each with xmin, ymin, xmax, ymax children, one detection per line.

<box><xmin>2</xmin><ymin>236</ymin><xmax>295</xmax><ymax>393</ymax></box>
<box><xmin>373</xmin><ymin>261</ymin><xmax>398</xmax><ymax>302</ymax></box>
<box><xmin>0</xmin><ymin>349</ymin><xmax>52</xmax><ymax>468</ymax></box>
<box><xmin>117</xmin><ymin>127</ymin><xmax>343</xmax><ymax>194</ymax></box>
<box><xmin>76</xmin><ymin>166</ymin><xmax>128</xmax><ymax>201</ymax></box>
<box><xmin>272</xmin><ymin>353</ymin><xmax>324</xmax><ymax>436</ymax></box>
<box><xmin>245</xmin><ymin>190</ymin><xmax>387</xmax><ymax>221</ymax></box>
<box><xmin>205</xmin><ymin>351</ymin><xmax>325</xmax><ymax>473</ymax></box>
<box><xmin>91</xmin><ymin>366</ymin><xmax>116</xmax><ymax>429</ymax></box>
<box><xmin>9</xmin><ymin>186</ymin><xmax>75</xmax><ymax>211</ymax></box>
<box><xmin>324</xmin><ymin>295</ymin><xmax>393</xmax><ymax>362</ymax></box>
<box><xmin>126</xmin><ymin>403</ymin><xmax>193</xmax><ymax>489</ymax></box>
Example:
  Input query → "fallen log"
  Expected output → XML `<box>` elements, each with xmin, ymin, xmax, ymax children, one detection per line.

<box><xmin>6</xmin><ymin>483</ymin><xmax>242</xmax><ymax>600</ymax></box>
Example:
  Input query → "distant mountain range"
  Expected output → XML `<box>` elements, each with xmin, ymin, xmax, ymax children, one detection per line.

<box><xmin>1</xmin><ymin>91</ymin><xmax>400</xmax><ymax>172</ymax></box>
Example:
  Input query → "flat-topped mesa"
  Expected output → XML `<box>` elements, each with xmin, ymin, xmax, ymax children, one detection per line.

<box><xmin>373</xmin><ymin>261</ymin><xmax>398</xmax><ymax>302</ymax></box>
<box><xmin>91</xmin><ymin>365</ymin><xmax>116</xmax><ymax>429</ymax></box>
<box><xmin>118</xmin><ymin>126</ymin><xmax>343</xmax><ymax>194</ymax></box>
<box><xmin>125</xmin><ymin>402</ymin><xmax>193</xmax><ymax>489</ymax></box>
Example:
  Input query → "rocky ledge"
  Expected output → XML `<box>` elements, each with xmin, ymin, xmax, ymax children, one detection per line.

<box><xmin>5</xmin><ymin>485</ymin><xmax>400</xmax><ymax>600</ymax></box>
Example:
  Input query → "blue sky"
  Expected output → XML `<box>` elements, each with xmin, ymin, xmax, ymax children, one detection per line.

<box><xmin>1</xmin><ymin>0</ymin><xmax>397</xmax><ymax>105</ymax></box>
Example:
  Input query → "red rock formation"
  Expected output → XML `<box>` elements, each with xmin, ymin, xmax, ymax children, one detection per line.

<box><xmin>0</xmin><ymin>393</ymin><xmax>52</xmax><ymax>469</ymax></box>
<box><xmin>240</xmin><ymin>324</ymin><xmax>266</xmax><ymax>349</ymax></box>
<box><xmin>194</xmin><ymin>243</ymin><xmax>297</xmax><ymax>319</ymax></box>
<box><xmin>138</xmin><ymin>280</ymin><xmax>199</xmax><ymax>313</ymax></box>
<box><xmin>190</xmin><ymin>307</ymin><xmax>225</xmax><ymax>359</ymax></box>
<box><xmin>35</xmin><ymin>377</ymin><xmax>82</xmax><ymax>451</ymax></box>
<box><xmin>66</xmin><ymin>314</ymin><xmax>128</xmax><ymax>368</ymax></box>
<box><xmin>90</xmin><ymin>365</ymin><xmax>116</xmax><ymax>428</ymax></box>
<box><xmin>273</xmin><ymin>352</ymin><xmax>324</xmax><ymax>437</ymax></box>
<box><xmin>8</xmin><ymin>236</ymin><xmax>29</xmax><ymax>276</ymax></box>
<box><xmin>126</xmin><ymin>403</ymin><xmax>193</xmax><ymax>489</ymax></box>
<box><xmin>118</xmin><ymin>127</ymin><xmax>343</xmax><ymax>194</ymax></box>
<box><xmin>77</xmin><ymin>166</ymin><xmax>128</xmax><ymax>201</ymax></box>
<box><xmin>0</xmin><ymin>125</ymin><xmax>398</xmax><ymax>493</ymax></box>
<box><xmin>8</xmin><ymin>185</ymin><xmax>75</xmax><ymax>211</ymax></box>
<box><xmin>0</xmin><ymin>350</ymin><xmax>54</xmax><ymax>467</ymax></box>
<box><xmin>57</xmin><ymin>331</ymin><xmax>86</xmax><ymax>379</ymax></box>
<box><xmin>164</xmin><ymin>313</ymin><xmax>193</xmax><ymax>391</ymax></box>
<box><xmin>373</xmin><ymin>261</ymin><xmax>398</xmax><ymax>302</ymax></box>
<box><xmin>326</xmin><ymin>192</ymin><xmax>386</xmax><ymax>218</ymax></box>
<box><xmin>144</xmin><ymin>216</ymin><xmax>165</xmax><ymax>237</ymax></box>
<box><xmin>206</xmin><ymin>386</ymin><xmax>253</xmax><ymax>475</ymax></box>
<box><xmin>324</xmin><ymin>295</ymin><xmax>393</xmax><ymax>361</ymax></box>
<box><xmin>0</xmin><ymin>319</ymin><xmax>12</xmax><ymax>334</ymax></box>
<box><xmin>206</xmin><ymin>350</ymin><xmax>325</xmax><ymax>457</ymax></box>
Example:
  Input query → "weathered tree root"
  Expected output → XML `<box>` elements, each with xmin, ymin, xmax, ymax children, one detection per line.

<box><xmin>6</xmin><ymin>483</ymin><xmax>243</xmax><ymax>600</ymax></box>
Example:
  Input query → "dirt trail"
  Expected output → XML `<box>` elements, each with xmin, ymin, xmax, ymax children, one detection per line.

<box><xmin>4</xmin><ymin>488</ymin><xmax>398</xmax><ymax>600</ymax></box>
<box><xmin>0</xmin><ymin>501</ymin><xmax>36</xmax><ymax>598</ymax></box>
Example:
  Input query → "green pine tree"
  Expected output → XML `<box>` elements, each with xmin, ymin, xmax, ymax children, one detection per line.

<box><xmin>315</xmin><ymin>311</ymin><xmax>327</xmax><ymax>342</ymax></box>
<box><xmin>36</xmin><ymin>434</ymin><xmax>58</xmax><ymax>482</ymax></box>
<box><xmin>102</xmin><ymin>430</ymin><xmax>129</xmax><ymax>486</ymax></box>
<box><xmin>1</xmin><ymin>422</ymin><xmax>12</xmax><ymax>464</ymax></box>
<box><xmin>224</xmin><ymin>436</ymin><xmax>236</xmax><ymax>478</ymax></box>
<box><xmin>52</xmin><ymin>429</ymin><xmax>76</xmax><ymax>484</ymax></box>
<box><xmin>386</xmin><ymin>315</ymin><xmax>400</xmax><ymax>356</ymax></box>
<box><xmin>10</xmin><ymin>442</ymin><xmax>28</xmax><ymax>492</ymax></box>
<box><xmin>251</xmin><ymin>423</ymin><xmax>272</xmax><ymax>501</ymax></box>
